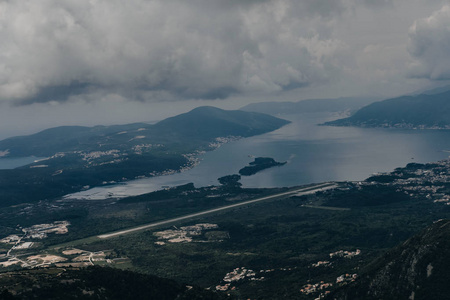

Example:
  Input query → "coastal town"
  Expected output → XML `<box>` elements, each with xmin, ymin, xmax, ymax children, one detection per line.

<box><xmin>360</xmin><ymin>159</ymin><xmax>450</xmax><ymax>204</ymax></box>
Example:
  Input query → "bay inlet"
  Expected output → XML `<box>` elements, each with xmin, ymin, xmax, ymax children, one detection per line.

<box><xmin>64</xmin><ymin>112</ymin><xmax>450</xmax><ymax>200</ymax></box>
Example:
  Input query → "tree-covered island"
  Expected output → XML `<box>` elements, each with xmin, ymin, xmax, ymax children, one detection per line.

<box><xmin>238</xmin><ymin>157</ymin><xmax>286</xmax><ymax>176</ymax></box>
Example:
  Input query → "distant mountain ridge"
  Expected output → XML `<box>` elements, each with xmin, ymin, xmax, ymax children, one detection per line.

<box><xmin>0</xmin><ymin>123</ymin><xmax>151</xmax><ymax>157</ymax></box>
<box><xmin>329</xmin><ymin>219</ymin><xmax>450</xmax><ymax>300</ymax></box>
<box><xmin>153</xmin><ymin>106</ymin><xmax>290</xmax><ymax>141</ymax></box>
<box><xmin>240</xmin><ymin>97</ymin><xmax>377</xmax><ymax>115</ymax></box>
<box><xmin>324</xmin><ymin>90</ymin><xmax>450</xmax><ymax>129</ymax></box>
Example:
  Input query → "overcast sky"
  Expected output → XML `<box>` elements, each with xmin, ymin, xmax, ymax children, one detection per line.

<box><xmin>1</xmin><ymin>0</ymin><xmax>450</xmax><ymax>138</ymax></box>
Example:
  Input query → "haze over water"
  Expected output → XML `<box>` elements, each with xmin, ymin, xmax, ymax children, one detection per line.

<box><xmin>63</xmin><ymin>112</ymin><xmax>450</xmax><ymax>200</ymax></box>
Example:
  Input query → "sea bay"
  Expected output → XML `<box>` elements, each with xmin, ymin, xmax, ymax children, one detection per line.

<box><xmin>64</xmin><ymin>112</ymin><xmax>450</xmax><ymax>200</ymax></box>
<box><xmin>0</xmin><ymin>156</ymin><xmax>45</xmax><ymax>170</ymax></box>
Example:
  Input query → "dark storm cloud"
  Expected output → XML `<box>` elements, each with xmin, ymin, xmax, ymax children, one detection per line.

<box><xmin>16</xmin><ymin>82</ymin><xmax>92</xmax><ymax>105</ymax></box>
<box><xmin>362</xmin><ymin>0</ymin><xmax>394</xmax><ymax>8</ymax></box>
<box><xmin>0</xmin><ymin>0</ymin><xmax>448</xmax><ymax>105</ymax></box>
<box><xmin>0</xmin><ymin>0</ymin><xmax>352</xmax><ymax>104</ymax></box>
<box><xmin>408</xmin><ymin>5</ymin><xmax>450</xmax><ymax>80</ymax></box>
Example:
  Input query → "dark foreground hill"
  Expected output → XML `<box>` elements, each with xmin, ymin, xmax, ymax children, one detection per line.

<box><xmin>329</xmin><ymin>219</ymin><xmax>450</xmax><ymax>300</ymax></box>
<box><xmin>324</xmin><ymin>90</ymin><xmax>450</xmax><ymax>129</ymax></box>
<box><xmin>0</xmin><ymin>266</ymin><xmax>229</xmax><ymax>300</ymax></box>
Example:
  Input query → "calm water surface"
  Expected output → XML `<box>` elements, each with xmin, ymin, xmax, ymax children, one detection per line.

<box><xmin>0</xmin><ymin>156</ymin><xmax>45</xmax><ymax>169</ymax></box>
<box><xmin>65</xmin><ymin>112</ymin><xmax>450</xmax><ymax>200</ymax></box>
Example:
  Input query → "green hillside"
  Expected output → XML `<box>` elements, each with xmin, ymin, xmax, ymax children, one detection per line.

<box><xmin>0</xmin><ymin>123</ymin><xmax>150</xmax><ymax>157</ymax></box>
<box><xmin>0</xmin><ymin>106</ymin><xmax>289</xmax><ymax>158</ymax></box>
<box><xmin>0</xmin><ymin>266</ymin><xmax>228</xmax><ymax>300</ymax></box>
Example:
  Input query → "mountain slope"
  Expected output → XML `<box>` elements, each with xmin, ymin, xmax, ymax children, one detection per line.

<box><xmin>329</xmin><ymin>219</ymin><xmax>450</xmax><ymax>300</ymax></box>
<box><xmin>0</xmin><ymin>106</ymin><xmax>289</xmax><ymax>157</ymax></box>
<box><xmin>154</xmin><ymin>106</ymin><xmax>289</xmax><ymax>140</ymax></box>
<box><xmin>324</xmin><ymin>91</ymin><xmax>450</xmax><ymax>128</ymax></box>
<box><xmin>0</xmin><ymin>123</ymin><xmax>150</xmax><ymax>157</ymax></box>
<box><xmin>0</xmin><ymin>266</ymin><xmax>228</xmax><ymax>300</ymax></box>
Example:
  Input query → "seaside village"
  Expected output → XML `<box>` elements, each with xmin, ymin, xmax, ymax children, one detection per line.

<box><xmin>361</xmin><ymin>159</ymin><xmax>450</xmax><ymax>204</ymax></box>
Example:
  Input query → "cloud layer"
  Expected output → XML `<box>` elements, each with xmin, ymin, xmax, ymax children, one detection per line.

<box><xmin>0</xmin><ymin>0</ymin><xmax>448</xmax><ymax>105</ymax></box>
<box><xmin>0</xmin><ymin>0</ymin><xmax>352</xmax><ymax>104</ymax></box>
<box><xmin>408</xmin><ymin>5</ymin><xmax>450</xmax><ymax>80</ymax></box>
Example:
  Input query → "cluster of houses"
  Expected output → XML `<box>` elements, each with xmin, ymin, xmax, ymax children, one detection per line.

<box><xmin>300</xmin><ymin>282</ymin><xmax>333</xmax><ymax>296</ymax></box>
<box><xmin>208</xmin><ymin>136</ymin><xmax>240</xmax><ymax>149</ymax></box>
<box><xmin>336</xmin><ymin>273</ymin><xmax>358</xmax><ymax>283</ymax></box>
<box><xmin>0</xmin><ymin>221</ymin><xmax>72</xmax><ymax>268</ymax></box>
<box><xmin>363</xmin><ymin>159</ymin><xmax>450</xmax><ymax>204</ymax></box>
<box><xmin>215</xmin><ymin>267</ymin><xmax>258</xmax><ymax>291</ymax></box>
<box><xmin>0</xmin><ymin>221</ymin><xmax>70</xmax><ymax>247</ymax></box>
<box><xmin>154</xmin><ymin>223</ymin><xmax>220</xmax><ymax>244</ymax></box>
<box><xmin>329</xmin><ymin>249</ymin><xmax>361</xmax><ymax>259</ymax></box>
<box><xmin>312</xmin><ymin>260</ymin><xmax>331</xmax><ymax>267</ymax></box>
<box><xmin>223</xmin><ymin>267</ymin><xmax>256</xmax><ymax>282</ymax></box>
<box><xmin>299</xmin><ymin>273</ymin><xmax>358</xmax><ymax>298</ymax></box>
<box><xmin>132</xmin><ymin>143</ymin><xmax>163</xmax><ymax>155</ymax></box>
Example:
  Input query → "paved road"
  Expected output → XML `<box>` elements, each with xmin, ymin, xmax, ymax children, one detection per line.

<box><xmin>97</xmin><ymin>182</ymin><xmax>338</xmax><ymax>239</ymax></box>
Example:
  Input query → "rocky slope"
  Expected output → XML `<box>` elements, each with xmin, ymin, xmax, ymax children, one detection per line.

<box><xmin>329</xmin><ymin>219</ymin><xmax>450</xmax><ymax>300</ymax></box>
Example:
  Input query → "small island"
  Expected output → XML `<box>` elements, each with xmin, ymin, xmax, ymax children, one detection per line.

<box><xmin>218</xmin><ymin>174</ymin><xmax>242</xmax><ymax>188</ymax></box>
<box><xmin>239</xmin><ymin>157</ymin><xmax>286</xmax><ymax>176</ymax></box>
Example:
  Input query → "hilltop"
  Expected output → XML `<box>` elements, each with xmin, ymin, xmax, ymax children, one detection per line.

<box><xmin>324</xmin><ymin>90</ymin><xmax>450</xmax><ymax>129</ymax></box>
<box><xmin>154</xmin><ymin>106</ymin><xmax>290</xmax><ymax>140</ymax></box>
<box><xmin>0</xmin><ymin>106</ymin><xmax>289</xmax><ymax>158</ymax></box>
